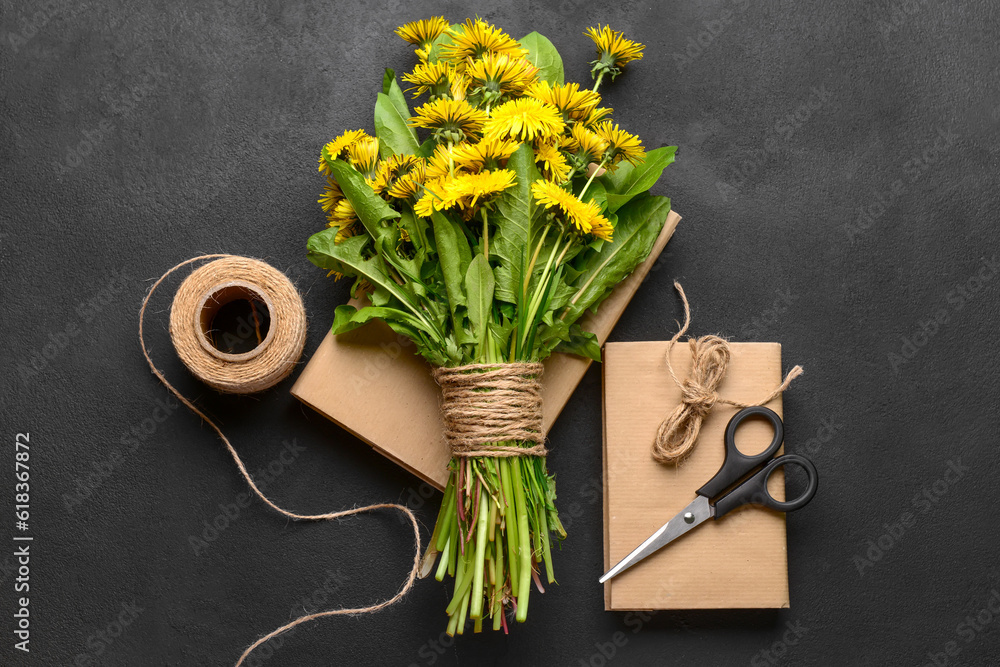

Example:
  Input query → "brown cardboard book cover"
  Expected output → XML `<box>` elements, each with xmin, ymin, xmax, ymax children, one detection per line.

<box><xmin>602</xmin><ymin>341</ymin><xmax>789</xmax><ymax>610</ymax></box>
<box><xmin>291</xmin><ymin>210</ymin><xmax>682</xmax><ymax>490</ymax></box>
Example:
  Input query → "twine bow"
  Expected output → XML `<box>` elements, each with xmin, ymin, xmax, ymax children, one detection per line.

<box><xmin>652</xmin><ymin>282</ymin><xmax>804</xmax><ymax>464</ymax></box>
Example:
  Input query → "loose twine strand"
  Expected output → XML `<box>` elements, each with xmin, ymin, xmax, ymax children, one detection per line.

<box><xmin>652</xmin><ymin>281</ymin><xmax>804</xmax><ymax>464</ymax></box>
<box><xmin>138</xmin><ymin>255</ymin><xmax>421</xmax><ymax>667</ymax></box>
<box><xmin>432</xmin><ymin>363</ymin><xmax>548</xmax><ymax>457</ymax></box>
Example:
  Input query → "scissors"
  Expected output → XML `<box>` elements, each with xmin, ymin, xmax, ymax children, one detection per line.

<box><xmin>600</xmin><ymin>406</ymin><xmax>819</xmax><ymax>583</ymax></box>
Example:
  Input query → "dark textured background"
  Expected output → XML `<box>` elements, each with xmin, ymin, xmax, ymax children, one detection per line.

<box><xmin>2</xmin><ymin>0</ymin><xmax>999</xmax><ymax>665</ymax></box>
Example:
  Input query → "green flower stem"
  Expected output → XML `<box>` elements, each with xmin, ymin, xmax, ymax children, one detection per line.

<box><xmin>482</xmin><ymin>208</ymin><xmax>489</xmax><ymax>259</ymax></box>
<box><xmin>487</xmin><ymin>491</ymin><xmax>498</xmax><ymax>542</ymax></box>
<box><xmin>511</xmin><ymin>460</ymin><xmax>532</xmax><ymax>623</ymax></box>
<box><xmin>447</xmin><ymin>535</ymin><xmax>457</xmax><ymax>578</ymax></box>
<box><xmin>435</xmin><ymin>531</ymin><xmax>452</xmax><ymax>581</ymax></box>
<box><xmin>516</xmin><ymin>223</ymin><xmax>549</xmax><ymax>357</ymax></box>
<box><xmin>532</xmin><ymin>505</ymin><xmax>542</xmax><ymax>557</ymax></box>
<box><xmin>492</xmin><ymin>545</ymin><xmax>505</xmax><ymax>631</ymax></box>
<box><xmin>457</xmin><ymin>584</ymin><xmax>471</xmax><ymax>634</ymax></box>
<box><xmin>539</xmin><ymin>504</ymin><xmax>555</xmax><ymax>583</ymax></box>
<box><xmin>521</xmin><ymin>226</ymin><xmax>551</xmax><ymax>308</ymax></box>
<box><xmin>446</xmin><ymin>542</ymin><xmax>473</xmax><ymax>616</ymax></box>
<box><xmin>578</xmin><ymin>157</ymin><xmax>609</xmax><ymax>200</ymax></box>
<box><xmin>470</xmin><ymin>493</ymin><xmax>490</xmax><ymax>619</ymax></box>
<box><xmin>446</xmin><ymin>605</ymin><xmax>460</xmax><ymax>636</ymax></box>
<box><xmin>592</xmin><ymin>70</ymin><xmax>606</xmax><ymax>93</ymax></box>
<box><xmin>434</xmin><ymin>481</ymin><xmax>456</xmax><ymax>550</ymax></box>
<box><xmin>500</xmin><ymin>458</ymin><xmax>520</xmax><ymax>598</ymax></box>
<box><xmin>486</xmin><ymin>543</ymin><xmax>495</xmax><ymax>587</ymax></box>
<box><xmin>521</xmin><ymin>235</ymin><xmax>573</xmax><ymax>354</ymax></box>
<box><xmin>520</xmin><ymin>233</ymin><xmax>564</xmax><ymax>352</ymax></box>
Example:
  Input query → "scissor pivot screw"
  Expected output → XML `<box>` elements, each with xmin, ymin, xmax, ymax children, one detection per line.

<box><xmin>683</xmin><ymin>512</ymin><xmax>695</xmax><ymax>524</ymax></box>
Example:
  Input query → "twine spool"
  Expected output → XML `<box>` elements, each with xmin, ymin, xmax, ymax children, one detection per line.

<box><xmin>168</xmin><ymin>256</ymin><xmax>307</xmax><ymax>393</ymax></box>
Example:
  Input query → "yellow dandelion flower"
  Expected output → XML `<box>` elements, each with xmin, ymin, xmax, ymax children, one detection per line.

<box><xmin>333</xmin><ymin>223</ymin><xmax>358</xmax><ymax>245</ymax></box>
<box><xmin>328</xmin><ymin>198</ymin><xmax>358</xmax><ymax>227</ymax></box>
<box><xmin>380</xmin><ymin>154</ymin><xmax>423</xmax><ymax>179</ymax></box>
<box><xmin>387</xmin><ymin>170</ymin><xmax>425</xmax><ymax>200</ymax></box>
<box><xmin>414</xmin><ymin>170</ymin><xmax>516</xmax><ymax>217</ymax></box>
<box><xmin>318</xmin><ymin>177</ymin><xmax>343</xmax><ymax>211</ymax></box>
<box><xmin>448</xmin><ymin>169</ymin><xmax>517</xmax><ymax>207</ymax></box>
<box><xmin>589</xmin><ymin>215</ymin><xmax>614</xmax><ymax>242</ymax></box>
<box><xmin>386</xmin><ymin>159</ymin><xmax>427</xmax><ymax>199</ymax></box>
<box><xmin>530</xmin><ymin>180</ymin><xmax>585</xmax><ymax>224</ymax></box>
<box><xmin>425</xmin><ymin>142</ymin><xmax>469</xmax><ymax>180</ymax></box>
<box><xmin>413</xmin><ymin>175</ymin><xmax>454</xmax><ymax>217</ymax></box>
<box><xmin>585</xmin><ymin>25</ymin><xmax>644</xmax><ymax>81</ymax></box>
<box><xmin>413</xmin><ymin>191</ymin><xmax>434</xmax><ymax>217</ymax></box>
<box><xmin>450</xmin><ymin>72</ymin><xmax>470</xmax><ymax>102</ymax></box>
<box><xmin>483</xmin><ymin>98</ymin><xmax>565</xmax><ymax>142</ymax></box>
<box><xmin>402</xmin><ymin>61</ymin><xmax>454</xmax><ymax>99</ymax></box>
<box><xmin>395</xmin><ymin>17</ymin><xmax>450</xmax><ymax>49</ymax></box>
<box><xmin>582</xmin><ymin>105</ymin><xmax>614</xmax><ymax>127</ymax></box>
<box><xmin>451</xmin><ymin>135</ymin><xmax>520</xmax><ymax>172</ymax></box>
<box><xmin>535</xmin><ymin>141</ymin><xmax>571</xmax><ymax>183</ymax></box>
<box><xmin>466</xmin><ymin>52</ymin><xmax>539</xmax><ymax>102</ymax></box>
<box><xmin>442</xmin><ymin>18</ymin><xmax>527</xmax><ymax>66</ymax></box>
<box><xmin>408</xmin><ymin>98</ymin><xmax>489</xmax><ymax>142</ymax></box>
<box><xmin>525</xmin><ymin>81</ymin><xmax>601</xmax><ymax>122</ymax></box>
<box><xmin>318</xmin><ymin>129</ymin><xmax>369</xmax><ymax>173</ymax></box>
<box><xmin>530</xmin><ymin>180</ymin><xmax>609</xmax><ymax>236</ymax></box>
<box><xmin>347</xmin><ymin>136</ymin><xmax>380</xmax><ymax>176</ymax></box>
<box><xmin>565</xmin><ymin>122</ymin><xmax>609</xmax><ymax>164</ymax></box>
<box><xmin>366</xmin><ymin>169</ymin><xmax>391</xmax><ymax>197</ymax></box>
<box><xmin>368</xmin><ymin>154</ymin><xmax>421</xmax><ymax>197</ymax></box>
<box><xmin>582</xmin><ymin>208</ymin><xmax>613</xmax><ymax>239</ymax></box>
<box><xmin>594</xmin><ymin>121</ymin><xmax>645</xmax><ymax>166</ymax></box>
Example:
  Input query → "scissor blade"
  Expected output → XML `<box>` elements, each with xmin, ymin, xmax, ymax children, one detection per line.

<box><xmin>599</xmin><ymin>496</ymin><xmax>714</xmax><ymax>584</ymax></box>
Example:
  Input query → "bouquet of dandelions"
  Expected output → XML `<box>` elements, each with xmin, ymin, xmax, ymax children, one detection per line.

<box><xmin>307</xmin><ymin>17</ymin><xmax>675</xmax><ymax>634</ymax></box>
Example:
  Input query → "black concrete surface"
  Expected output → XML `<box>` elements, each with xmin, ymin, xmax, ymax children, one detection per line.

<box><xmin>2</xmin><ymin>0</ymin><xmax>999</xmax><ymax>665</ymax></box>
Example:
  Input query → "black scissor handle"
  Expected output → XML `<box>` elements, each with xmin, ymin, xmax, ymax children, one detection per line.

<box><xmin>696</xmin><ymin>406</ymin><xmax>785</xmax><ymax>500</ymax></box>
<box><xmin>713</xmin><ymin>454</ymin><xmax>819</xmax><ymax>518</ymax></box>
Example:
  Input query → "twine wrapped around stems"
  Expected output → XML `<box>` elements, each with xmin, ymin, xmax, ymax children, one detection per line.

<box><xmin>433</xmin><ymin>362</ymin><xmax>548</xmax><ymax>458</ymax></box>
<box><xmin>652</xmin><ymin>282</ymin><xmax>804</xmax><ymax>464</ymax></box>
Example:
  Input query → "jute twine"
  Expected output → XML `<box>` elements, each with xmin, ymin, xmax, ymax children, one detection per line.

<box><xmin>652</xmin><ymin>281</ymin><xmax>804</xmax><ymax>464</ymax></box>
<box><xmin>168</xmin><ymin>256</ymin><xmax>307</xmax><ymax>393</ymax></box>
<box><xmin>139</xmin><ymin>254</ymin><xmax>421</xmax><ymax>667</ymax></box>
<box><xmin>432</xmin><ymin>363</ymin><xmax>548</xmax><ymax>458</ymax></box>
